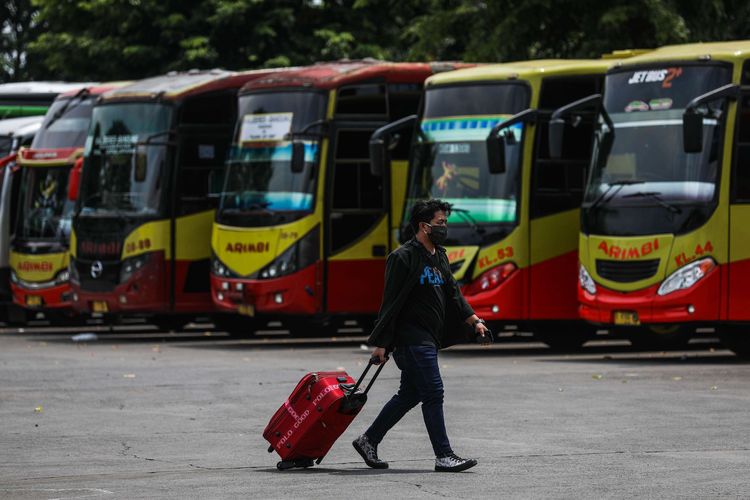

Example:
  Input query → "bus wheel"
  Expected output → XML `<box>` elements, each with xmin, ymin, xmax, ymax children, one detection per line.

<box><xmin>718</xmin><ymin>326</ymin><xmax>750</xmax><ymax>359</ymax></box>
<box><xmin>6</xmin><ymin>304</ymin><xmax>29</xmax><ymax>326</ymax></box>
<box><xmin>285</xmin><ymin>318</ymin><xmax>334</xmax><ymax>337</ymax></box>
<box><xmin>626</xmin><ymin>325</ymin><xmax>690</xmax><ymax>351</ymax></box>
<box><xmin>151</xmin><ymin>315</ymin><xmax>188</xmax><ymax>333</ymax></box>
<box><xmin>212</xmin><ymin>314</ymin><xmax>258</xmax><ymax>338</ymax></box>
<box><xmin>535</xmin><ymin>326</ymin><xmax>590</xmax><ymax>352</ymax></box>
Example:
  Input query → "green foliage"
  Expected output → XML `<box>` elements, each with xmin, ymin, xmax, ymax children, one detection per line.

<box><xmin>2</xmin><ymin>0</ymin><xmax>750</xmax><ymax>82</ymax></box>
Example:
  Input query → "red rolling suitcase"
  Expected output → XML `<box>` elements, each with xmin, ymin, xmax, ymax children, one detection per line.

<box><xmin>263</xmin><ymin>356</ymin><xmax>386</xmax><ymax>470</ymax></box>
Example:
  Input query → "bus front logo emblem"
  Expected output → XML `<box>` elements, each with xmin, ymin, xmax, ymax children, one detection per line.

<box><xmin>91</xmin><ymin>261</ymin><xmax>103</xmax><ymax>279</ymax></box>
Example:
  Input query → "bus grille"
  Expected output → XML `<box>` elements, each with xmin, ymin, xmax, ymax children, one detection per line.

<box><xmin>595</xmin><ymin>259</ymin><xmax>660</xmax><ymax>283</ymax></box>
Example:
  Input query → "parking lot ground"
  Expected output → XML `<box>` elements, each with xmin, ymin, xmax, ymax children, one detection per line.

<box><xmin>1</xmin><ymin>329</ymin><xmax>749</xmax><ymax>499</ymax></box>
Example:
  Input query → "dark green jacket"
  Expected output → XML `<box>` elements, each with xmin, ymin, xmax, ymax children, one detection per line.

<box><xmin>367</xmin><ymin>238</ymin><xmax>475</xmax><ymax>349</ymax></box>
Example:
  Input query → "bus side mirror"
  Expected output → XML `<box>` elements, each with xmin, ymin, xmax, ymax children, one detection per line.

<box><xmin>369</xmin><ymin>115</ymin><xmax>417</xmax><ymax>177</ymax></box>
<box><xmin>291</xmin><ymin>141</ymin><xmax>305</xmax><ymax>174</ymax></box>
<box><xmin>67</xmin><ymin>157</ymin><xmax>83</xmax><ymax>201</ymax></box>
<box><xmin>683</xmin><ymin>110</ymin><xmax>703</xmax><ymax>153</ymax></box>
<box><xmin>548</xmin><ymin>118</ymin><xmax>566</xmax><ymax>159</ymax></box>
<box><xmin>369</xmin><ymin>138</ymin><xmax>387</xmax><ymax>177</ymax></box>
<box><xmin>486</xmin><ymin>132</ymin><xmax>506</xmax><ymax>174</ymax></box>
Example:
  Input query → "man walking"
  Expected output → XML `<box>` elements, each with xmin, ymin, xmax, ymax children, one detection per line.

<box><xmin>353</xmin><ymin>199</ymin><xmax>490</xmax><ymax>472</ymax></box>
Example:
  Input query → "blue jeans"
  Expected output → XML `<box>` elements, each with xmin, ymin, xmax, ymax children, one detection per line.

<box><xmin>365</xmin><ymin>344</ymin><xmax>452</xmax><ymax>456</ymax></box>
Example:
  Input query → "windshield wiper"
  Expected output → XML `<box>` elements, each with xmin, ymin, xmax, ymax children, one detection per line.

<box><xmin>451</xmin><ymin>207</ymin><xmax>485</xmax><ymax>237</ymax></box>
<box><xmin>622</xmin><ymin>191</ymin><xmax>681</xmax><ymax>214</ymax></box>
<box><xmin>45</xmin><ymin>88</ymin><xmax>90</xmax><ymax>130</ymax></box>
<box><xmin>218</xmin><ymin>201</ymin><xmax>273</xmax><ymax>218</ymax></box>
<box><xmin>75</xmin><ymin>192</ymin><xmax>139</xmax><ymax>219</ymax></box>
<box><xmin>588</xmin><ymin>180</ymin><xmax>645</xmax><ymax>212</ymax></box>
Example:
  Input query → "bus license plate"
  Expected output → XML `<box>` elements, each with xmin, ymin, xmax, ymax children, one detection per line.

<box><xmin>92</xmin><ymin>301</ymin><xmax>109</xmax><ymax>313</ymax></box>
<box><xmin>238</xmin><ymin>304</ymin><xmax>255</xmax><ymax>317</ymax></box>
<box><xmin>26</xmin><ymin>295</ymin><xmax>42</xmax><ymax>307</ymax></box>
<box><xmin>613</xmin><ymin>311</ymin><xmax>640</xmax><ymax>326</ymax></box>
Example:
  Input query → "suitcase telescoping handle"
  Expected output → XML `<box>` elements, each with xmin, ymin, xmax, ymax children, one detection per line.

<box><xmin>347</xmin><ymin>354</ymin><xmax>388</xmax><ymax>397</ymax></box>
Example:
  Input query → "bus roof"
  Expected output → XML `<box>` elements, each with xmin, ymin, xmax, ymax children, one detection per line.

<box><xmin>240</xmin><ymin>60</ymin><xmax>472</xmax><ymax>93</ymax></box>
<box><xmin>0</xmin><ymin>115</ymin><xmax>43</xmax><ymax>137</ymax></box>
<box><xmin>100</xmin><ymin>69</ymin><xmax>287</xmax><ymax>102</ymax></box>
<box><xmin>608</xmin><ymin>40</ymin><xmax>750</xmax><ymax>68</ymax></box>
<box><xmin>425</xmin><ymin>58</ymin><xmax>625</xmax><ymax>87</ymax></box>
<box><xmin>58</xmin><ymin>81</ymin><xmax>132</xmax><ymax>99</ymax></box>
<box><xmin>0</xmin><ymin>81</ymin><xmax>96</xmax><ymax>97</ymax></box>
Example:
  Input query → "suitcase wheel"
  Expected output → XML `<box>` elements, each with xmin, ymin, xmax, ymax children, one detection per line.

<box><xmin>267</xmin><ymin>445</ymin><xmax>274</xmax><ymax>453</ymax></box>
<box><xmin>277</xmin><ymin>458</ymin><xmax>314</xmax><ymax>471</ymax></box>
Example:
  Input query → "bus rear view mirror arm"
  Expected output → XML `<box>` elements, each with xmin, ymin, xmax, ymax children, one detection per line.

<box><xmin>369</xmin><ymin>115</ymin><xmax>417</xmax><ymax>177</ymax></box>
<box><xmin>683</xmin><ymin>83</ymin><xmax>740</xmax><ymax>154</ymax></box>
<box><xmin>486</xmin><ymin>108</ymin><xmax>537</xmax><ymax>174</ymax></box>
<box><xmin>549</xmin><ymin>94</ymin><xmax>604</xmax><ymax>160</ymax></box>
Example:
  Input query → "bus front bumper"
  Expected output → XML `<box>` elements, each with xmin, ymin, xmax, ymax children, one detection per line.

<box><xmin>12</xmin><ymin>282</ymin><xmax>73</xmax><ymax>310</ymax></box>
<box><xmin>579</xmin><ymin>266</ymin><xmax>721</xmax><ymax>325</ymax></box>
<box><xmin>211</xmin><ymin>264</ymin><xmax>319</xmax><ymax>316</ymax></box>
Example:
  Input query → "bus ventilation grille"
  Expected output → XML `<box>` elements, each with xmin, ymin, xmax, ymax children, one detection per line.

<box><xmin>595</xmin><ymin>259</ymin><xmax>659</xmax><ymax>283</ymax></box>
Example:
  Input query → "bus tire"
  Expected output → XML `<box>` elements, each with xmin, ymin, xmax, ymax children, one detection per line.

<box><xmin>6</xmin><ymin>304</ymin><xmax>28</xmax><ymax>326</ymax></box>
<box><xmin>212</xmin><ymin>314</ymin><xmax>258</xmax><ymax>338</ymax></box>
<box><xmin>151</xmin><ymin>315</ymin><xmax>188</xmax><ymax>333</ymax></box>
<box><xmin>625</xmin><ymin>325</ymin><xmax>690</xmax><ymax>350</ymax></box>
<box><xmin>285</xmin><ymin>318</ymin><xmax>333</xmax><ymax>338</ymax></box>
<box><xmin>535</xmin><ymin>325</ymin><xmax>590</xmax><ymax>352</ymax></box>
<box><xmin>718</xmin><ymin>326</ymin><xmax>750</xmax><ymax>359</ymax></box>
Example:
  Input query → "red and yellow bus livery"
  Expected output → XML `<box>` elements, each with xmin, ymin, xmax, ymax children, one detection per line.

<box><xmin>210</xmin><ymin>61</ymin><xmax>468</xmax><ymax>334</ymax></box>
<box><xmin>375</xmin><ymin>54</ymin><xmax>644</xmax><ymax>349</ymax></box>
<box><xmin>70</xmin><ymin>70</ymin><xmax>284</xmax><ymax>329</ymax></box>
<box><xmin>10</xmin><ymin>84</ymin><xmax>127</xmax><ymax>319</ymax></box>
<box><xmin>569</xmin><ymin>41</ymin><xmax>750</xmax><ymax>354</ymax></box>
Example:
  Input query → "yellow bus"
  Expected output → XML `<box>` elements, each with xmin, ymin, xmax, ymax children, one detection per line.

<box><xmin>550</xmin><ymin>41</ymin><xmax>750</xmax><ymax>354</ymax></box>
<box><xmin>70</xmin><ymin>70</ymin><xmax>283</xmax><ymax>330</ymax></box>
<box><xmin>372</xmin><ymin>54</ymin><xmax>644</xmax><ymax>349</ymax></box>
<box><xmin>210</xmin><ymin>61</ymin><xmax>468</xmax><ymax>334</ymax></box>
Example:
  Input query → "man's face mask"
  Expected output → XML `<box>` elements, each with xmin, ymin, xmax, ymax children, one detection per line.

<box><xmin>425</xmin><ymin>223</ymin><xmax>448</xmax><ymax>245</ymax></box>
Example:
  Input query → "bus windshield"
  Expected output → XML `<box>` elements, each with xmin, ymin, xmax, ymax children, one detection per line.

<box><xmin>583</xmin><ymin>65</ymin><xmax>732</xmax><ymax>235</ymax></box>
<box><xmin>15</xmin><ymin>166</ymin><xmax>74</xmax><ymax>241</ymax></box>
<box><xmin>587</xmin><ymin>66</ymin><xmax>732</xmax><ymax>206</ymax></box>
<box><xmin>78</xmin><ymin>103</ymin><xmax>172</xmax><ymax>218</ymax></box>
<box><xmin>31</xmin><ymin>95</ymin><xmax>94</xmax><ymax>149</ymax></box>
<box><xmin>405</xmin><ymin>83</ymin><xmax>529</xmax><ymax>239</ymax></box>
<box><xmin>217</xmin><ymin>91</ymin><xmax>326</xmax><ymax>227</ymax></box>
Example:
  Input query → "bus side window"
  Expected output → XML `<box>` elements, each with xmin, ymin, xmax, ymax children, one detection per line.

<box><xmin>329</xmin><ymin>128</ymin><xmax>383</xmax><ymax>253</ymax></box>
<box><xmin>732</xmin><ymin>68</ymin><xmax>750</xmax><ymax>202</ymax></box>
<box><xmin>531</xmin><ymin>76</ymin><xmax>601</xmax><ymax>218</ymax></box>
<box><xmin>176</xmin><ymin>92</ymin><xmax>236</xmax><ymax>215</ymax></box>
<box><xmin>335</xmin><ymin>84</ymin><xmax>387</xmax><ymax>117</ymax></box>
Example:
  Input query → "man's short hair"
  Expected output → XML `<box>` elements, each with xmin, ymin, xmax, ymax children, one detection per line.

<box><xmin>409</xmin><ymin>199</ymin><xmax>452</xmax><ymax>231</ymax></box>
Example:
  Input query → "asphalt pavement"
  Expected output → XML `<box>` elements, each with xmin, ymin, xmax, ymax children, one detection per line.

<box><xmin>1</xmin><ymin>328</ymin><xmax>749</xmax><ymax>499</ymax></box>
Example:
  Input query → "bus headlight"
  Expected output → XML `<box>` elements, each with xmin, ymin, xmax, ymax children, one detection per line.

<box><xmin>55</xmin><ymin>269</ymin><xmax>70</xmax><ymax>284</ymax></box>
<box><xmin>579</xmin><ymin>264</ymin><xmax>597</xmax><ymax>295</ymax></box>
<box><xmin>120</xmin><ymin>253</ymin><xmax>152</xmax><ymax>283</ymax></box>
<box><xmin>211</xmin><ymin>254</ymin><xmax>239</xmax><ymax>278</ymax></box>
<box><xmin>657</xmin><ymin>257</ymin><xmax>715</xmax><ymax>296</ymax></box>
<box><xmin>258</xmin><ymin>227</ymin><xmax>319</xmax><ymax>280</ymax></box>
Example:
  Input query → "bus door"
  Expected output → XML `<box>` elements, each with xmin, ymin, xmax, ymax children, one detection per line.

<box><xmin>729</xmin><ymin>77</ymin><xmax>750</xmax><ymax>320</ymax></box>
<box><xmin>529</xmin><ymin>77</ymin><xmax>599</xmax><ymax>319</ymax></box>
<box><xmin>172</xmin><ymin>93</ymin><xmax>235</xmax><ymax>311</ymax></box>
<box><xmin>325</xmin><ymin>120</ymin><xmax>389</xmax><ymax>313</ymax></box>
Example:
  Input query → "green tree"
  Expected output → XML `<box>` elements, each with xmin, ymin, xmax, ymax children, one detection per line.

<box><xmin>1</xmin><ymin>0</ymin><xmax>41</xmax><ymax>81</ymax></box>
<box><xmin>405</xmin><ymin>0</ymin><xmax>692</xmax><ymax>62</ymax></box>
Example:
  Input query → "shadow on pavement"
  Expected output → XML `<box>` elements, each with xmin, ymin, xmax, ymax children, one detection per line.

<box><xmin>255</xmin><ymin>467</ymin><xmax>436</xmax><ymax>475</ymax></box>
